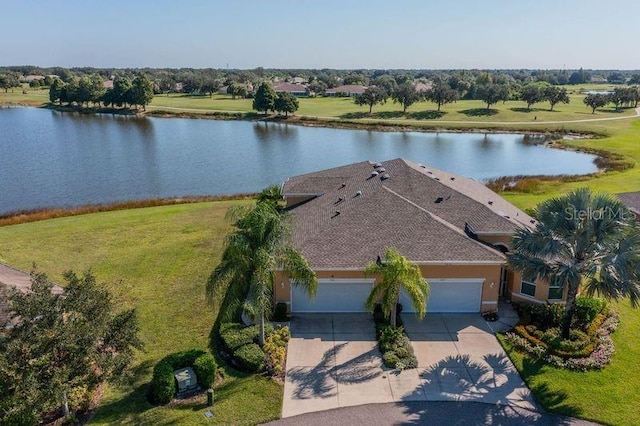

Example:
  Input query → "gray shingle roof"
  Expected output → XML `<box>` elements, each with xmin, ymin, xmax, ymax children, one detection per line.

<box><xmin>283</xmin><ymin>159</ymin><xmax>534</xmax><ymax>269</ymax></box>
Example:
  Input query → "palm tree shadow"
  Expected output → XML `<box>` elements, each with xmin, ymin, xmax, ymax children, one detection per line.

<box><xmin>286</xmin><ymin>343</ymin><xmax>383</xmax><ymax>400</ymax></box>
<box><xmin>398</xmin><ymin>353</ymin><xmax>581</xmax><ymax>424</ymax></box>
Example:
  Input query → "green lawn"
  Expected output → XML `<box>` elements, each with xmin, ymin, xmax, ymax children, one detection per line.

<box><xmin>0</xmin><ymin>200</ymin><xmax>282</xmax><ymax>425</ymax></box>
<box><xmin>499</xmin><ymin>300</ymin><xmax>640</xmax><ymax>425</ymax></box>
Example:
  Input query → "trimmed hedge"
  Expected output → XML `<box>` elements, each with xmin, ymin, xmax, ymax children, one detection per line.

<box><xmin>235</xmin><ymin>343</ymin><xmax>267</xmax><ymax>373</ymax></box>
<box><xmin>219</xmin><ymin>322</ymin><xmax>276</xmax><ymax>373</ymax></box>
<box><xmin>150</xmin><ymin>349</ymin><xmax>218</xmax><ymax>405</ymax></box>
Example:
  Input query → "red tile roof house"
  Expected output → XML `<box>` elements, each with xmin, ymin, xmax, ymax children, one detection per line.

<box><xmin>274</xmin><ymin>159</ymin><xmax>566</xmax><ymax>314</ymax></box>
<box><xmin>324</xmin><ymin>84</ymin><xmax>368</xmax><ymax>97</ymax></box>
<box><xmin>274</xmin><ymin>82</ymin><xmax>311</xmax><ymax>97</ymax></box>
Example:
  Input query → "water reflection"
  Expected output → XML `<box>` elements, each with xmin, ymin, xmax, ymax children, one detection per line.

<box><xmin>0</xmin><ymin>108</ymin><xmax>599</xmax><ymax>214</ymax></box>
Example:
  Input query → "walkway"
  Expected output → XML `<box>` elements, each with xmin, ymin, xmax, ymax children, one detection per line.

<box><xmin>0</xmin><ymin>263</ymin><xmax>63</xmax><ymax>323</ymax></box>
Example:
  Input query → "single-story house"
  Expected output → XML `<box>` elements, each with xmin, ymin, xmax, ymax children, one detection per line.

<box><xmin>274</xmin><ymin>82</ymin><xmax>311</xmax><ymax>97</ymax></box>
<box><xmin>275</xmin><ymin>158</ymin><xmax>565</xmax><ymax>314</ymax></box>
<box><xmin>325</xmin><ymin>84</ymin><xmax>367</xmax><ymax>97</ymax></box>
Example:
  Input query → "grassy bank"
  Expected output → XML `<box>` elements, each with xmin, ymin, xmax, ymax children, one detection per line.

<box><xmin>0</xmin><ymin>200</ymin><xmax>283</xmax><ymax>425</ymax></box>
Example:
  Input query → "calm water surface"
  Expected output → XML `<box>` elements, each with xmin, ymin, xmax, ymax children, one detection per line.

<box><xmin>0</xmin><ymin>107</ymin><xmax>598</xmax><ymax>214</ymax></box>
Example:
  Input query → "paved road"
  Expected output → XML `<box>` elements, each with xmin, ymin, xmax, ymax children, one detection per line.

<box><xmin>267</xmin><ymin>401</ymin><xmax>598</xmax><ymax>426</ymax></box>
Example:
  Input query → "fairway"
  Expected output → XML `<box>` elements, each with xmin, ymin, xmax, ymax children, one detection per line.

<box><xmin>0</xmin><ymin>200</ymin><xmax>284</xmax><ymax>425</ymax></box>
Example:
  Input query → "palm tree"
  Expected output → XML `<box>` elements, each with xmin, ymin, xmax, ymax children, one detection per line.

<box><xmin>207</xmin><ymin>201</ymin><xmax>317</xmax><ymax>344</ymax></box>
<box><xmin>365</xmin><ymin>247</ymin><xmax>430</xmax><ymax>327</ymax></box>
<box><xmin>508</xmin><ymin>188</ymin><xmax>640</xmax><ymax>338</ymax></box>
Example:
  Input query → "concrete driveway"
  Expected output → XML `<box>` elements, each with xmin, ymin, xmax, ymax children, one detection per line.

<box><xmin>402</xmin><ymin>313</ymin><xmax>535</xmax><ymax>410</ymax></box>
<box><xmin>282</xmin><ymin>312</ymin><xmax>534</xmax><ymax>419</ymax></box>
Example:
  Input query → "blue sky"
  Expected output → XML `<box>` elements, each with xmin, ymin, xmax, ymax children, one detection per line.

<box><xmin>1</xmin><ymin>0</ymin><xmax>638</xmax><ymax>69</ymax></box>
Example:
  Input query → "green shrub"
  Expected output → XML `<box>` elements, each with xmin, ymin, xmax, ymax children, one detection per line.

<box><xmin>150</xmin><ymin>349</ymin><xmax>210</xmax><ymax>404</ymax></box>
<box><xmin>193</xmin><ymin>353</ymin><xmax>217</xmax><ymax>389</ymax></box>
<box><xmin>273</xmin><ymin>302</ymin><xmax>289</xmax><ymax>322</ymax></box>
<box><xmin>150</xmin><ymin>360</ymin><xmax>175</xmax><ymax>404</ymax></box>
<box><xmin>382</xmin><ymin>352</ymin><xmax>400</xmax><ymax>367</ymax></box>
<box><xmin>220</xmin><ymin>323</ymin><xmax>254</xmax><ymax>352</ymax></box>
<box><xmin>574</xmin><ymin>297</ymin><xmax>606</xmax><ymax>329</ymax></box>
<box><xmin>235</xmin><ymin>343</ymin><xmax>267</xmax><ymax>372</ymax></box>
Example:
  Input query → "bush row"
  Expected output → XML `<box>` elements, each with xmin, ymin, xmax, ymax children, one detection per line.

<box><xmin>150</xmin><ymin>349</ymin><xmax>217</xmax><ymax>405</ymax></box>
<box><xmin>514</xmin><ymin>296</ymin><xmax>606</xmax><ymax>332</ymax></box>
<box><xmin>219</xmin><ymin>323</ymin><xmax>278</xmax><ymax>373</ymax></box>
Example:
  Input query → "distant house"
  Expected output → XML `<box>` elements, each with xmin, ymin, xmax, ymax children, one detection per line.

<box><xmin>103</xmin><ymin>80</ymin><xmax>114</xmax><ymax>89</ymax></box>
<box><xmin>274</xmin><ymin>82</ymin><xmax>310</xmax><ymax>97</ymax></box>
<box><xmin>289</xmin><ymin>76</ymin><xmax>307</xmax><ymax>84</ymax></box>
<box><xmin>325</xmin><ymin>84</ymin><xmax>367</xmax><ymax>97</ymax></box>
<box><xmin>219</xmin><ymin>83</ymin><xmax>254</xmax><ymax>95</ymax></box>
<box><xmin>19</xmin><ymin>75</ymin><xmax>45</xmax><ymax>83</ymax></box>
<box><xmin>413</xmin><ymin>81</ymin><xmax>432</xmax><ymax>93</ymax></box>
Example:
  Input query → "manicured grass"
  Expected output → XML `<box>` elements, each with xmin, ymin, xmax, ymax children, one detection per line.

<box><xmin>0</xmin><ymin>200</ymin><xmax>283</xmax><ymax>425</ymax></box>
<box><xmin>499</xmin><ymin>300</ymin><xmax>640</xmax><ymax>425</ymax></box>
<box><xmin>0</xmin><ymin>85</ymin><xmax>49</xmax><ymax>106</ymax></box>
<box><xmin>148</xmin><ymin>91</ymin><xmax>635</xmax><ymax>124</ymax></box>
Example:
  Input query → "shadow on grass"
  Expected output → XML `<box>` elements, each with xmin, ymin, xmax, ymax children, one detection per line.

<box><xmin>407</xmin><ymin>110</ymin><xmax>447</xmax><ymax>120</ymax></box>
<box><xmin>509</xmin><ymin>107</ymin><xmax>558</xmax><ymax>114</ymax></box>
<box><xmin>340</xmin><ymin>111</ymin><xmax>406</xmax><ymax>120</ymax></box>
<box><xmin>460</xmin><ymin>108</ymin><xmax>499</xmax><ymax>117</ymax></box>
<box><xmin>519</xmin><ymin>357</ymin><xmax>582</xmax><ymax>417</ymax></box>
<box><xmin>340</xmin><ymin>110</ymin><xmax>447</xmax><ymax>120</ymax></box>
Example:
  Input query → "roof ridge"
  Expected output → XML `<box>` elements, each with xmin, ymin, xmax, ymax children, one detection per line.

<box><xmin>381</xmin><ymin>185</ymin><xmax>505</xmax><ymax>260</ymax></box>
<box><xmin>400</xmin><ymin>159</ymin><xmax>533</xmax><ymax>230</ymax></box>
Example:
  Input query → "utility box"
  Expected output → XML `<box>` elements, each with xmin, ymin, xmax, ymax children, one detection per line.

<box><xmin>174</xmin><ymin>367</ymin><xmax>198</xmax><ymax>397</ymax></box>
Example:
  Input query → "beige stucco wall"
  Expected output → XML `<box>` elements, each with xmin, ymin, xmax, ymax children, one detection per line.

<box><xmin>276</xmin><ymin>263</ymin><xmax>503</xmax><ymax>314</ymax></box>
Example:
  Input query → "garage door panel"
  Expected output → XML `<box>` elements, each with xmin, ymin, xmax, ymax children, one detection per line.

<box><xmin>291</xmin><ymin>279</ymin><xmax>373</xmax><ymax>313</ymax></box>
<box><xmin>401</xmin><ymin>279</ymin><xmax>483</xmax><ymax>313</ymax></box>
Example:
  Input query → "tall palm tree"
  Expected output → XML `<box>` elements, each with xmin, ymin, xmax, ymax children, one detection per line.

<box><xmin>508</xmin><ymin>188</ymin><xmax>640</xmax><ymax>338</ymax></box>
<box><xmin>207</xmin><ymin>201</ymin><xmax>317</xmax><ymax>344</ymax></box>
<box><xmin>365</xmin><ymin>247</ymin><xmax>430</xmax><ymax>327</ymax></box>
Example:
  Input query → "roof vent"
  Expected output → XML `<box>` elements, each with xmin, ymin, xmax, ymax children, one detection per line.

<box><xmin>381</xmin><ymin>173</ymin><xmax>390</xmax><ymax>180</ymax></box>
<box><xmin>371</xmin><ymin>171</ymin><xmax>379</xmax><ymax>177</ymax></box>
<box><xmin>331</xmin><ymin>211</ymin><xmax>340</xmax><ymax>218</ymax></box>
<box><xmin>450</xmin><ymin>177</ymin><xmax>455</xmax><ymax>181</ymax></box>
<box><xmin>334</xmin><ymin>196</ymin><xmax>345</xmax><ymax>204</ymax></box>
<box><xmin>354</xmin><ymin>190</ymin><xmax>362</xmax><ymax>197</ymax></box>
<box><xmin>420</xmin><ymin>164</ymin><xmax>426</xmax><ymax>168</ymax></box>
<box><xmin>376</xmin><ymin>167</ymin><xmax>386</xmax><ymax>173</ymax></box>
<box><xmin>340</xmin><ymin>183</ymin><xmax>346</xmax><ymax>189</ymax></box>
<box><xmin>435</xmin><ymin>197</ymin><xmax>444</xmax><ymax>204</ymax></box>
<box><xmin>374</xmin><ymin>162</ymin><xmax>382</xmax><ymax>168</ymax></box>
<box><xmin>530</xmin><ymin>219</ymin><xmax>536</xmax><ymax>224</ymax></box>
<box><xmin>488</xmin><ymin>201</ymin><xmax>494</xmax><ymax>205</ymax></box>
<box><xmin>427</xmin><ymin>171</ymin><xmax>433</xmax><ymax>174</ymax></box>
<box><xmin>503</xmin><ymin>215</ymin><xmax>511</xmax><ymax>219</ymax></box>
<box><xmin>434</xmin><ymin>177</ymin><xmax>440</xmax><ymax>181</ymax></box>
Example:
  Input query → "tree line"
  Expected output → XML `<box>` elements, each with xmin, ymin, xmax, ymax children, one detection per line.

<box><xmin>583</xmin><ymin>87</ymin><xmax>640</xmax><ymax>114</ymax></box>
<box><xmin>49</xmin><ymin>74</ymin><xmax>154</xmax><ymax>110</ymax></box>
<box><xmin>252</xmin><ymin>82</ymin><xmax>299</xmax><ymax>116</ymax></box>
<box><xmin>3</xmin><ymin>65</ymin><xmax>640</xmax><ymax>97</ymax></box>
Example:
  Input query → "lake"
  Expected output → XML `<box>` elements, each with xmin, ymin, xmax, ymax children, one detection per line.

<box><xmin>0</xmin><ymin>107</ymin><xmax>598</xmax><ymax>214</ymax></box>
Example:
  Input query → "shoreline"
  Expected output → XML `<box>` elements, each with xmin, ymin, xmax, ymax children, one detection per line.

<box><xmin>0</xmin><ymin>194</ymin><xmax>256</xmax><ymax>227</ymax></box>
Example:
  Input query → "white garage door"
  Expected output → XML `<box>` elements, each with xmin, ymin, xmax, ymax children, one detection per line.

<box><xmin>400</xmin><ymin>279</ymin><xmax>484</xmax><ymax>313</ymax></box>
<box><xmin>291</xmin><ymin>279</ymin><xmax>374</xmax><ymax>313</ymax></box>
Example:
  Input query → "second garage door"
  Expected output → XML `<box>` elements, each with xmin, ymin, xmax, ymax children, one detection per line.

<box><xmin>400</xmin><ymin>278</ymin><xmax>484</xmax><ymax>313</ymax></box>
<box><xmin>291</xmin><ymin>278</ymin><xmax>374</xmax><ymax>313</ymax></box>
